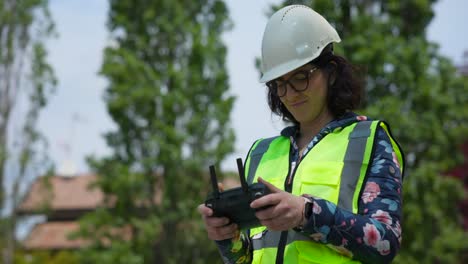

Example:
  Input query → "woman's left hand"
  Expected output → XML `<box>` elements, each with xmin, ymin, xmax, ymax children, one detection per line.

<box><xmin>250</xmin><ymin>177</ymin><xmax>306</xmax><ymax>231</ymax></box>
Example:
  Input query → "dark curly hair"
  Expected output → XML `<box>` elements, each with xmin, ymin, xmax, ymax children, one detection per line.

<box><xmin>267</xmin><ymin>44</ymin><xmax>364</xmax><ymax>124</ymax></box>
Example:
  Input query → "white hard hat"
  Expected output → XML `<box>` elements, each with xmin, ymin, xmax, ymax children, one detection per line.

<box><xmin>260</xmin><ymin>5</ymin><xmax>341</xmax><ymax>83</ymax></box>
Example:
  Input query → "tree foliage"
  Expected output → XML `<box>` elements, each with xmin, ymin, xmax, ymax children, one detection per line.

<box><xmin>0</xmin><ymin>0</ymin><xmax>56</xmax><ymax>263</ymax></box>
<box><xmin>269</xmin><ymin>1</ymin><xmax>468</xmax><ymax>263</ymax></box>
<box><xmin>77</xmin><ymin>1</ymin><xmax>234</xmax><ymax>263</ymax></box>
<box><xmin>14</xmin><ymin>250</ymin><xmax>79</xmax><ymax>264</ymax></box>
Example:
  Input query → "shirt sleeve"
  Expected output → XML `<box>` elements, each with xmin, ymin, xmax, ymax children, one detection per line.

<box><xmin>215</xmin><ymin>231</ymin><xmax>252</xmax><ymax>264</ymax></box>
<box><xmin>300</xmin><ymin>126</ymin><xmax>403</xmax><ymax>264</ymax></box>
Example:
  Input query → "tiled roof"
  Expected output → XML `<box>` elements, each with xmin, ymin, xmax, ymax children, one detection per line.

<box><xmin>22</xmin><ymin>221</ymin><xmax>133</xmax><ymax>250</ymax></box>
<box><xmin>17</xmin><ymin>174</ymin><xmax>103</xmax><ymax>214</ymax></box>
<box><xmin>18</xmin><ymin>173</ymin><xmax>238</xmax><ymax>214</ymax></box>
<box><xmin>22</xmin><ymin>221</ymin><xmax>88</xmax><ymax>250</ymax></box>
<box><xmin>19</xmin><ymin>173</ymin><xmax>241</xmax><ymax>249</ymax></box>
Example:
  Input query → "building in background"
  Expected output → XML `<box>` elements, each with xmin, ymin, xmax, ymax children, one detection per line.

<box><xmin>16</xmin><ymin>172</ymin><xmax>239</xmax><ymax>250</ymax></box>
<box><xmin>16</xmin><ymin>174</ymin><xmax>103</xmax><ymax>250</ymax></box>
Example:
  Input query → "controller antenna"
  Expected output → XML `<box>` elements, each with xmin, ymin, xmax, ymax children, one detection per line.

<box><xmin>236</xmin><ymin>158</ymin><xmax>249</xmax><ymax>193</ymax></box>
<box><xmin>209</xmin><ymin>165</ymin><xmax>220</xmax><ymax>199</ymax></box>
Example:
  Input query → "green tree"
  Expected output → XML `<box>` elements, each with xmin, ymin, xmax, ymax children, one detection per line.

<box><xmin>77</xmin><ymin>0</ymin><xmax>234</xmax><ymax>263</ymax></box>
<box><xmin>14</xmin><ymin>250</ymin><xmax>79</xmax><ymax>264</ymax></box>
<box><xmin>267</xmin><ymin>1</ymin><xmax>468</xmax><ymax>263</ymax></box>
<box><xmin>0</xmin><ymin>0</ymin><xmax>56</xmax><ymax>263</ymax></box>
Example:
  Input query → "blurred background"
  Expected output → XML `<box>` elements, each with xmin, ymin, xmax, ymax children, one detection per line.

<box><xmin>1</xmin><ymin>0</ymin><xmax>467</xmax><ymax>263</ymax></box>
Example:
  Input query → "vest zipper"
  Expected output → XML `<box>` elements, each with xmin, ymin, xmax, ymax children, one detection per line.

<box><xmin>276</xmin><ymin>148</ymin><xmax>307</xmax><ymax>264</ymax></box>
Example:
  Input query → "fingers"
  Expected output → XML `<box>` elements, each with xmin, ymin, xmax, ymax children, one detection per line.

<box><xmin>255</xmin><ymin>204</ymin><xmax>282</xmax><ymax>220</ymax></box>
<box><xmin>258</xmin><ymin>177</ymin><xmax>282</xmax><ymax>193</ymax></box>
<box><xmin>250</xmin><ymin>178</ymin><xmax>283</xmax><ymax>207</ymax></box>
<box><xmin>197</xmin><ymin>204</ymin><xmax>213</xmax><ymax>217</ymax></box>
<box><xmin>197</xmin><ymin>203</ymin><xmax>238</xmax><ymax>241</ymax></box>
<box><xmin>204</xmin><ymin>215</ymin><xmax>231</xmax><ymax>227</ymax></box>
<box><xmin>207</xmin><ymin>222</ymin><xmax>238</xmax><ymax>241</ymax></box>
<box><xmin>250</xmin><ymin>192</ymin><xmax>282</xmax><ymax>209</ymax></box>
<box><xmin>203</xmin><ymin>213</ymin><xmax>238</xmax><ymax>240</ymax></box>
<box><xmin>250</xmin><ymin>192</ymin><xmax>305</xmax><ymax>231</ymax></box>
<box><xmin>198</xmin><ymin>204</ymin><xmax>231</xmax><ymax>227</ymax></box>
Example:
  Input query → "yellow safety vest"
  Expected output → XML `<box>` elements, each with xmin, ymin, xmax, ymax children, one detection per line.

<box><xmin>244</xmin><ymin>121</ymin><xmax>404</xmax><ymax>264</ymax></box>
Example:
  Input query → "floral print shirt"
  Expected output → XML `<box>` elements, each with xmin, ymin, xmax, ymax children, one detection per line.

<box><xmin>215</xmin><ymin>113</ymin><xmax>403</xmax><ymax>264</ymax></box>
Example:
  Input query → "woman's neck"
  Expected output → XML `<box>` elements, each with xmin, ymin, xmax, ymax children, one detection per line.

<box><xmin>298</xmin><ymin>110</ymin><xmax>334</xmax><ymax>149</ymax></box>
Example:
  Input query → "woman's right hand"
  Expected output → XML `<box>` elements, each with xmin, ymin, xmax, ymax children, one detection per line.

<box><xmin>197</xmin><ymin>204</ymin><xmax>239</xmax><ymax>241</ymax></box>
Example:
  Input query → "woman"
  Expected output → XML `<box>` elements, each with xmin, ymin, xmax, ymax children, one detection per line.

<box><xmin>198</xmin><ymin>5</ymin><xmax>404</xmax><ymax>264</ymax></box>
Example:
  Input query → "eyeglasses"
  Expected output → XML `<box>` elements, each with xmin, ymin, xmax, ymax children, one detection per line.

<box><xmin>266</xmin><ymin>67</ymin><xmax>318</xmax><ymax>97</ymax></box>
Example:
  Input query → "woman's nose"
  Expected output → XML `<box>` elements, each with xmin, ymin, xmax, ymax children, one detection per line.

<box><xmin>284</xmin><ymin>84</ymin><xmax>300</xmax><ymax>98</ymax></box>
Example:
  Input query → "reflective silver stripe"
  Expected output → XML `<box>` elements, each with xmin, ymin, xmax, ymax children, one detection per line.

<box><xmin>338</xmin><ymin>121</ymin><xmax>372</xmax><ymax>211</ymax></box>
<box><xmin>252</xmin><ymin>230</ymin><xmax>311</xmax><ymax>250</ymax></box>
<box><xmin>247</xmin><ymin>137</ymin><xmax>277</xmax><ymax>184</ymax></box>
<box><xmin>287</xmin><ymin>230</ymin><xmax>311</xmax><ymax>244</ymax></box>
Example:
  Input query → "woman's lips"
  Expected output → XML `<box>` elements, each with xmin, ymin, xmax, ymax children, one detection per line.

<box><xmin>289</xmin><ymin>100</ymin><xmax>307</xmax><ymax>107</ymax></box>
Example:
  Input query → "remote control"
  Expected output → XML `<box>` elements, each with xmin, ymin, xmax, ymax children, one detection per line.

<box><xmin>205</xmin><ymin>158</ymin><xmax>270</xmax><ymax>230</ymax></box>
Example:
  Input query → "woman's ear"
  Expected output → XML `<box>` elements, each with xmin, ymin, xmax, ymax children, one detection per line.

<box><xmin>328</xmin><ymin>61</ymin><xmax>338</xmax><ymax>86</ymax></box>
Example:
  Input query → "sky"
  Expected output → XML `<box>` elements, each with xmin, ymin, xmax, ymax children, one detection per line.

<box><xmin>37</xmin><ymin>0</ymin><xmax>468</xmax><ymax>174</ymax></box>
